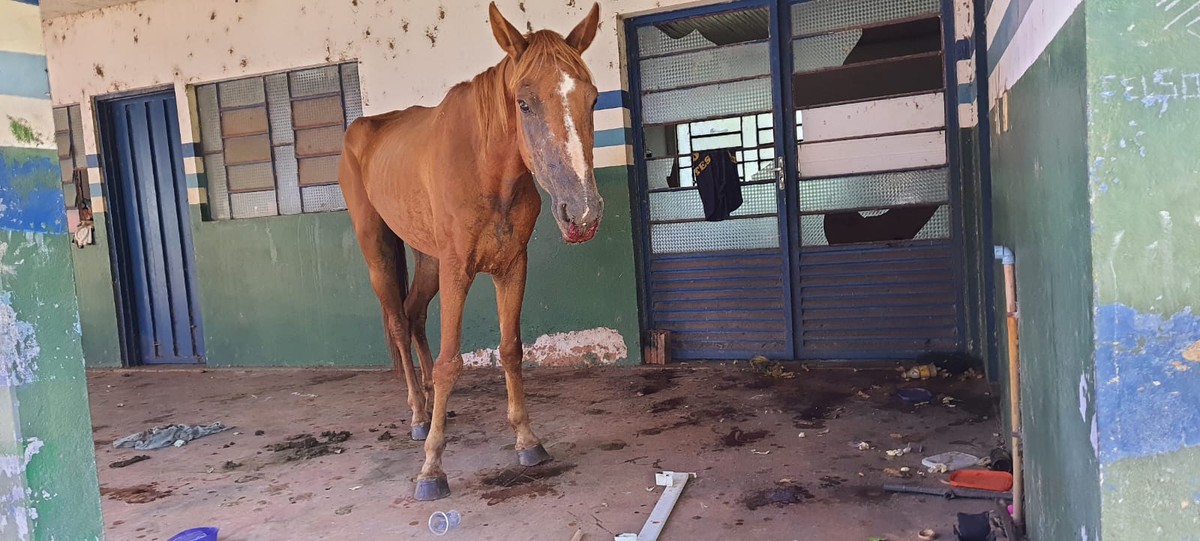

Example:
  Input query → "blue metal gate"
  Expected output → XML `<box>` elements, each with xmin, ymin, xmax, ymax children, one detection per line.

<box><xmin>100</xmin><ymin>92</ymin><xmax>205</xmax><ymax>365</ymax></box>
<box><xmin>627</xmin><ymin>0</ymin><xmax>968</xmax><ymax>361</ymax></box>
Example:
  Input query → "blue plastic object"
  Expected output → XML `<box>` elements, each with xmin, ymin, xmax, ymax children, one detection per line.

<box><xmin>168</xmin><ymin>527</ymin><xmax>218</xmax><ymax>541</ymax></box>
<box><xmin>897</xmin><ymin>388</ymin><xmax>934</xmax><ymax>405</ymax></box>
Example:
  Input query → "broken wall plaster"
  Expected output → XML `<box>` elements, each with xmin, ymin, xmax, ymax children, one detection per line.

<box><xmin>461</xmin><ymin>327</ymin><xmax>628</xmax><ymax>368</ymax></box>
<box><xmin>0</xmin><ymin>293</ymin><xmax>40</xmax><ymax>388</ymax></box>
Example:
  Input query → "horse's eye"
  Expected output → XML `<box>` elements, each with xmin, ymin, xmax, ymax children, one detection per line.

<box><xmin>518</xmin><ymin>100</ymin><xmax>530</xmax><ymax>112</ymax></box>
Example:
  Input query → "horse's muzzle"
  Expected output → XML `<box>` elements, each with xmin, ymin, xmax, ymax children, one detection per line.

<box><xmin>565</xmin><ymin>221</ymin><xmax>600</xmax><ymax>243</ymax></box>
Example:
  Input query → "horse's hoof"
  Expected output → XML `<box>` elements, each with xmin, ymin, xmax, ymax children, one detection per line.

<box><xmin>414</xmin><ymin>476</ymin><xmax>451</xmax><ymax>501</ymax></box>
<box><xmin>411</xmin><ymin>423</ymin><xmax>430</xmax><ymax>441</ymax></box>
<box><xmin>517</xmin><ymin>444</ymin><xmax>553</xmax><ymax>467</ymax></box>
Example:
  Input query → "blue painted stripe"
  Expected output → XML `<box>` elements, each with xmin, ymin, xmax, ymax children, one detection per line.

<box><xmin>594</xmin><ymin>128</ymin><xmax>629</xmax><ymax>148</ymax></box>
<box><xmin>86</xmin><ymin>154</ymin><xmax>100</xmax><ymax>168</ymax></box>
<box><xmin>957</xmin><ymin>82</ymin><xmax>978</xmax><ymax>105</ymax></box>
<box><xmin>181</xmin><ymin>142</ymin><xmax>199</xmax><ymax>159</ymax></box>
<box><xmin>987</xmin><ymin>0</ymin><xmax>1034</xmax><ymax>76</ymax></box>
<box><xmin>0</xmin><ymin>51</ymin><xmax>50</xmax><ymax>99</ymax></box>
<box><xmin>595</xmin><ymin>90</ymin><xmax>629</xmax><ymax>111</ymax></box>
<box><xmin>14</xmin><ymin>0</ymin><xmax>39</xmax><ymax>5</ymax></box>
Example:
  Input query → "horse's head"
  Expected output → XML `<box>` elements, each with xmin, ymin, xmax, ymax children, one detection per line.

<box><xmin>490</xmin><ymin>2</ymin><xmax>604</xmax><ymax>244</ymax></box>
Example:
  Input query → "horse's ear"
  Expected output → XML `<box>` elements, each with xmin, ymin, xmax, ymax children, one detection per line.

<box><xmin>565</xmin><ymin>3</ymin><xmax>601</xmax><ymax>53</ymax></box>
<box><xmin>489</xmin><ymin>2</ymin><xmax>527</xmax><ymax>59</ymax></box>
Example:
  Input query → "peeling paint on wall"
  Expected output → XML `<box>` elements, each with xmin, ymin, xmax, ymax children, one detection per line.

<box><xmin>1095</xmin><ymin>303</ymin><xmax>1200</xmax><ymax>464</ymax></box>
<box><xmin>461</xmin><ymin>327</ymin><xmax>628</xmax><ymax>368</ymax></box>
<box><xmin>0</xmin><ymin>293</ymin><xmax>39</xmax><ymax>388</ymax></box>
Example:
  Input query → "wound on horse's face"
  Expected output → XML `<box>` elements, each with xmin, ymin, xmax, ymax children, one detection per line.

<box><xmin>493</xmin><ymin>3</ymin><xmax>605</xmax><ymax>244</ymax></box>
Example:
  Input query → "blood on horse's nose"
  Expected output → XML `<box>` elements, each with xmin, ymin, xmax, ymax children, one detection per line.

<box><xmin>567</xmin><ymin>222</ymin><xmax>598</xmax><ymax>243</ymax></box>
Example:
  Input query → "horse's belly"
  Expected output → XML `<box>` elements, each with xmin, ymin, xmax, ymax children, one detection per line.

<box><xmin>367</xmin><ymin>180</ymin><xmax>439</xmax><ymax>256</ymax></box>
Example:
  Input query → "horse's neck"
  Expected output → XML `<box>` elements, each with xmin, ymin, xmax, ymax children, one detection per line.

<box><xmin>453</xmin><ymin>59</ymin><xmax>528</xmax><ymax>193</ymax></box>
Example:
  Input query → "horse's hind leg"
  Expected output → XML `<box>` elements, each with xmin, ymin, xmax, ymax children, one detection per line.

<box><xmin>405</xmin><ymin>249</ymin><xmax>440</xmax><ymax>413</ymax></box>
<box><xmin>493</xmin><ymin>253</ymin><xmax>552</xmax><ymax>466</ymax></box>
<box><xmin>340</xmin><ymin>162</ymin><xmax>429</xmax><ymax>439</ymax></box>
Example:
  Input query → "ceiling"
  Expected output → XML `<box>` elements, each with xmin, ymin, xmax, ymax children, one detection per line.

<box><xmin>38</xmin><ymin>0</ymin><xmax>143</xmax><ymax>19</ymax></box>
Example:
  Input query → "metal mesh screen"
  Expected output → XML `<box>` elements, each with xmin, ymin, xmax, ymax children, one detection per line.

<box><xmin>197</xmin><ymin>85</ymin><xmax>223</xmax><ymax>153</ymax></box>
<box><xmin>645</xmin><ymin>158</ymin><xmax>676</xmax><ymax>190</ymax></box>
<box><xmin>230</xmin><ymin>191</ymin><xmax>279</xmax><ymax>219</ymax></box>
<box><xmin>52</xmin><ymin>107</ymin><xmax>69</xmax><ymax>131</ymax></box>
<box><xmin>203</xmin><ymin>154</ymin><xmax>231</xmax><ymax>220</ymax></box>
<box><xmin>222</xmin><ymin>134</ymin><xmax>272</xmax><ymax>165</ymax></box>
<box><xmin>651</xmin><ymin>217</ymin><xmax>780</xmax><ymax>253</ymax></box>
<box><xmin>793</xmin><ymin>30</ymin><xmax>862</xmax><ymax>74</ymax></box>
<box><xmin>799</xmin><ymin>167</ymin><xmax>949</xmax><ymax>212</ymax></box>
<box><xmin>639</xmin><ymin>42</ymin><xmax>770</xmax><ymax>92</ymax></box>
<box><xmin>55</xmin><ymin>133</ymin><xmax>71</xmax><ymax>160</ymax></box>
<box><xmin>59</xmin><ymin>159</ymin><xmax>73</xmax><ymax>185</ymax></box>
<box><xmin>226</xmin><ymin>162</ymin><xmax>275</xmax><ymax>192</ymax></box>
<box><xmin>649</xmin><ymin>183</ymin><xmax>777</xmax><ymax>222</ymax></box>
<box><xmin>218</xmin><ymin>77</ymin><xmax>265</xmax><ymax>108</ymax></box>
<box><xmin>298</xmin><ymin>155</ymin><xmax>341</xmax><ymax>186</ymax></box>
<box><xmin>265</xmin><ymin>73</ymin><xmax>295</xmax><ymax>145</ymax></box>
<box><xmin>637</xmin><ymin>23</ymin><xmax>719</xmax><ymax>58</ymax></box>
<box><xmin>800</xmin><ymin>204</ymin><xmax>950</xmax><ymax>246</ymax></box>
<box><xmin>292</xmin><ymin>96</ymin><xmax>344</xmax><ymax>129</ymax></box>
<box><xmin>295</xmin><ymin>125</ymin><xmax>344</xmax><ymax>157</ymax></box>
<box><xmin>302</xmin><ymin>185</ymin><xmax>346</xmax><ymax>213</ymax></box>
<box><xmin>290</xmin><ymin>66</ymin><xmax>340</xmax><ymax>98</ymax></box>
<box><xmin>69</xmin><ymin>106</ymin><xmax>86</xmax><ymax>164</ymax></box>
<box><xmin>642</xmin><ymin>77</ymin><xmax>772</xmax><ymax>125</ymax></box>
<box><xmin>274</xmin><ymin>144</ymin><xmax>302</xmax><ymax>215</ymax></box>
<box><xmin>791</xmin><ymin>0</ymin><xmax>941</xmax><ymax>37</ymax></box>
<box><xmin>341</xmin><ymin>63</ymin><xmax>363</xmax><ymax>126</ymax></box>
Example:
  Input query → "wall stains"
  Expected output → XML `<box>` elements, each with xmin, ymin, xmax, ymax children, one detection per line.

<box><xmin>92</xmin><ymin>64</ymin><xmax>103</xmax><ymax>77</ymax></box>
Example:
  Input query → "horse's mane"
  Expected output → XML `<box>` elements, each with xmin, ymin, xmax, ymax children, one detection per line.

<box><xmin>466</xmin><ymin>30</ymin><xmax>593</xmax><ymax>145</ymax></box>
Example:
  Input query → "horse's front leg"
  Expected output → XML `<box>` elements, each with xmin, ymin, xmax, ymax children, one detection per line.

<box><xmin>414</xmin><ymin>263</ymin><xmax>472</xmax><ymax>501</ymax></box>
<box><xmin>494</xmin><ymin>252</ymin><xmax>552</xmax><ymax>466</ymax></box>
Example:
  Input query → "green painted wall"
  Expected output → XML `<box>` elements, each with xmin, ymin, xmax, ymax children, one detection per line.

<box><xmin>2</xmin><ymin>6</ymin><xmax>106</xmax><ymax>525</ymax></box>
<box><xmin>988</xmin><ymin>8</ymin><xmax>1102</xmax><ymax>540</ymax></box>
<box><xmin>72</xmin><ymin>214</ymin><xmax>122</xmax><ymax>368</ymax></box>
<box><xmin>75</xmin><ymin>165</ymin><xmax>642</xmax><ymax>367</ymax></box>
<box><xmin>422</xmin><ymin>166</ymin><xmax>642</xmax><ymax>362</ymax></box>
<box><xmin>2</xmin><ymin>229</ymin><xmax>105</xmax><ymax>540</ymax></box>
<box><xmin>1086</xmin><ymin>1</ymin><xmax>1200</xmax><ymax>538</ymax></box>
<box><xmin>192</xmin><ymin>208</ymin><xmax>388</xmax><ymax>367</ymax></box>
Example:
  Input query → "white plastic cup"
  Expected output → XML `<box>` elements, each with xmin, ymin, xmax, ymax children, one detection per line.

<box><xmin>428</xmin><ymin>510</ymin><xmax>462</xmax><ymax>536</ymax></box>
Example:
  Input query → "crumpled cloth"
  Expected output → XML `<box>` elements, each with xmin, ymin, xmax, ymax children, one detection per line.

<box><xmin>113</xmin><ymin>423</ymin><xmax>229</xmax><ymax>450</ymax></box>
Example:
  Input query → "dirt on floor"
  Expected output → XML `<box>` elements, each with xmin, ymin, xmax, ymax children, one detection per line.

<box><xmin>89</xmin><ymin>363</ymin><xmax>1006</xmax><ymax>541</ymax></box>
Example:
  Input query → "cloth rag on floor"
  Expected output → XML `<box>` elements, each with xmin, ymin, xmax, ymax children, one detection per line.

<box><xmin>113</xmin><ymin>423</ymin><xmax>229</xmax><ymax>450</ymax></box>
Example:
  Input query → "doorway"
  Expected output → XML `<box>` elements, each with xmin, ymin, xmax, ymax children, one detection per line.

<box><xmin>97</xmin><ymin>91</ymin><xmax>205</xmax><ymax>365</ymax></box>
<box><xmin>628</xmin><ymin>0</ymin><xmax>970</xmax><ymax>361</ymax></box>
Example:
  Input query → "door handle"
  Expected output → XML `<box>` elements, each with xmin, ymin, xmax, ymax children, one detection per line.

<box><xmin>773</xmin><ymin>156</ymin><xmax>786</xmax><ymax>191</ymax></box>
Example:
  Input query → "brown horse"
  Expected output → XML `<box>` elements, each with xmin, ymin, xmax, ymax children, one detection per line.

<box><xmin>338</xmin><ymin>3</ymin><xmax>603</xmax><ymax>501</ymax></box>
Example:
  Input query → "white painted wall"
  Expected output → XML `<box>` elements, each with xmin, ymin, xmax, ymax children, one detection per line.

<box><xmin>40</xmin><ymin>0</ymin><xmax>723</xmax><ymax>167</ymax></box>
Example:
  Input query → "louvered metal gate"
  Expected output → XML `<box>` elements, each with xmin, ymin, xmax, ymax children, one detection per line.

<box><xmin>628</xmin><ymin>0</ymin><xmax>968</xmax><ymax>361</ymax></box>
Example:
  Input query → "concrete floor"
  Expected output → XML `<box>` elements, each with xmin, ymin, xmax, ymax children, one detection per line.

<box><xmin>89</xmin><ymin>364</ymin><xmax>1006</xmax><ymax>541</ymax></box>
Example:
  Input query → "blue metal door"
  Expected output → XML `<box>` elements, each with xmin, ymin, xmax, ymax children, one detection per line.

<box><xmin>628</xmin><ymin>0</ymin><xmax>969</xmax><ymax>361</ymax></box>
<box><xmin>100</xmin><ymin>92</ymin><xmax>205</xmax><ymax>365</ymax></box>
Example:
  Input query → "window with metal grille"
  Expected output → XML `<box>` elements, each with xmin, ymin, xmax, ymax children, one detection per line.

<box><xmin>195</xmin><ymin>62</ymin><xmax>363</xmax><ymax>220</ymax></box>
<box><xmin>52</xmin><ymin>104</ymin><xmax>89</xmax><ymax>211</ymax></box>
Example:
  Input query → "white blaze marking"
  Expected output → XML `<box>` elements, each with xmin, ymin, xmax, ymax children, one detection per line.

<box><xmin>559</xmin><ymin>72</ymin><xmax>590</xmax><ymax>190</ymax></box>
